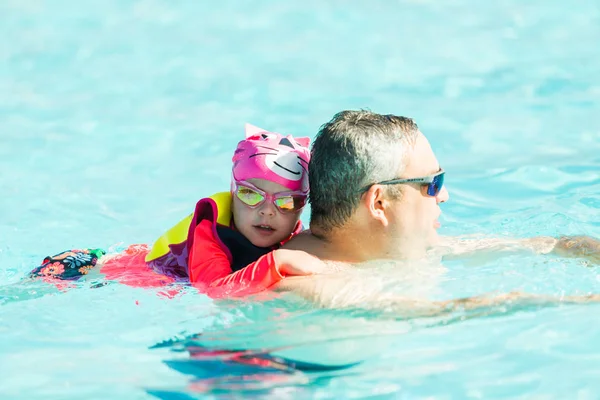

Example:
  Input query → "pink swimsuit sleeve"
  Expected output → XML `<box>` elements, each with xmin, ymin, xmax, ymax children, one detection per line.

<box><xmin>188</xmin><ymin>221</ymin><xmax>283</xmax><ymax>299</ymax></box>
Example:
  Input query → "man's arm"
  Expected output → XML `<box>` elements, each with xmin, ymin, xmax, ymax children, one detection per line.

<box><xmin>275</xmin><ymin>272</ymin><xmax>600</xmax><ymax>319</ymax></box>
<box><xmin>438</xmin><ymin>235</ymin><xmax>600</xmax><ymax>264</ymax></box>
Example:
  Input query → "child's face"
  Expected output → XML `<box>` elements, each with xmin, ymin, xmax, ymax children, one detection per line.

<box><xmin>232</xmin><ymin>178</ymin><xmax>304</xmax><ymax>248</ymax></box>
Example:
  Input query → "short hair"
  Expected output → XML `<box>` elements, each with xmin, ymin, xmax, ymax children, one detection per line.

<box><xmin>309</xmin><ymin>110</ymin><xmax>420</xmax><ymax>231</ymax></box>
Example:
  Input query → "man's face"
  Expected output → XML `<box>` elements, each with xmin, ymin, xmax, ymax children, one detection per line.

<box><xmin>385</xmin><ymin>132</ymin><xmax>449</xmax><ymax>258</ymax></box>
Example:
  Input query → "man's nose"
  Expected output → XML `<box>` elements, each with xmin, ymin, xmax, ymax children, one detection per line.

<box><xmin>436</xmin><ymin>186</ymin><xmax>449</xmax><ymax>204</ymax></box>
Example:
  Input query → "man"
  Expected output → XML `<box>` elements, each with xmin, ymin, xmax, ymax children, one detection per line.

<box><xmin>158</xmin><ymin>110</ymin><xmax>599</xmax><ymax>373</ymax></box>
<box><xmin>276</xmin><ymin>110</ymin><xmax>600</xmax><ymax>316</ymax></box>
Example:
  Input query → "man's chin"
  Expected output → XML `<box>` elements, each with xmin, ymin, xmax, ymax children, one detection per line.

<box><xmin>427</xmin><ymin>231</ymin><xmax>441</xmax><ymax>248</ymax></box>
<box><xmin>395</xmin><ymin>237</ymin><xmax>430</xmax><ymax>260</ymax></box>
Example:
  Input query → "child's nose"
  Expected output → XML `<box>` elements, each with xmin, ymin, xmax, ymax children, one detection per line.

<box><xmin>259</xmin><ymin>200</ymin><xmax>276</xmax><ymax>216</ymax></box>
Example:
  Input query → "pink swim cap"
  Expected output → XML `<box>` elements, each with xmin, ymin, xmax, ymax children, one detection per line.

<box><xmin>232</xmin><ymin>123</ymin><xmax>311</xmax><ymax>193</ymax></box>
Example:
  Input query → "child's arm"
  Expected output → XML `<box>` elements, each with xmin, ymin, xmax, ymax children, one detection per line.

<box><xmin>200</xmin><ymin>251</ymin><xmax>281</xmax><ymax>298</ymax></box>
<box><xmin>188</xmin><ymin>226</ymin><xmax>322</xmax><ymax>298</ymax></box>
<box><xmin>272</xmin><ymin>249</ymin><xmax>328</xmax><ymax>276</ymax></box>
<box><xmin>188</xmin><ymin>221</ymin><xmax>326</xmax><ymax>297</ymax></box>
<box><xmin>202</xmin><ymin>249</ymin><xmax>326</xmax><ymax>298</ymax></box>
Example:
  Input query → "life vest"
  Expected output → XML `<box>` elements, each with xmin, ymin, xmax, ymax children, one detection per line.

<box><xmin>145</xmin><ymin>192</ymin><xmax>301</xmax><ymax>279</ymax></box>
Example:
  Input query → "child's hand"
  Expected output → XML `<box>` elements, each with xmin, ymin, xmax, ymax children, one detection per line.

<box><xmin>273</xmin><ymin>249</ymin><xmax>327</xmax><ymax>276</ymax></box>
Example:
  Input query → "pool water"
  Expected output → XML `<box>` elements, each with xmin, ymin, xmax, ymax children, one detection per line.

<box><xmin>1</xmin><ymin>1</ymin><xmax>599</xmax><ymax>398</ymax></box>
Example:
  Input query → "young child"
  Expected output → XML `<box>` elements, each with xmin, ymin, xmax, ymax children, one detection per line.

<box><xmin>31</xmin><ymin>124</ymin><xmax>322</xmax><ymax>298</ymax></box>
<box><xmin>142</xmin><ymin>123</ymin><xmax>321</xmax><ymax>296</ymax></box>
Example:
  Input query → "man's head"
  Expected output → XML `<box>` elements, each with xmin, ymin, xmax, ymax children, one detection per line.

<box><xmin>309</xmin><ymin>110</ymin><xmax>449</xmax><ymax>259</ymax></box>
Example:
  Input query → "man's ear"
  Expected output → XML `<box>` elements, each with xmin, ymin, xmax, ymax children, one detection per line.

<box><xmin>361</xmin><ymin>185</ymin><xmax>389</xmax><ymax>227</ymax></box>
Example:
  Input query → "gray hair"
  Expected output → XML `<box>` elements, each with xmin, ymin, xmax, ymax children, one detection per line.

<box><xmin>308</xmin><ymin>110</ymin><xmax>420</xmax><ymax>231</ymax></box>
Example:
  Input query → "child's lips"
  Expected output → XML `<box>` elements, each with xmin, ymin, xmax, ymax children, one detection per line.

<box><xmin>253</xmin><ymin>224</ymin><xmax>276</xmax><ymax>235</ymax></box>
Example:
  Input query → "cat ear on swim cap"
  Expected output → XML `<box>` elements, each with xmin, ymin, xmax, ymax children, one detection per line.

<box><xmin>244</xmin><ymin>123</ymin><xmax>266</xmax><ymax>138</ymax></box>
<box><xmin>244</xmin><ymin>122</ymin><xmax>310</xmax><ymax>148</ymax></box>
<box><xmin>294</xmin><ymin>136</ymin><xmax>310</xmax><ymax>148</ymax></box>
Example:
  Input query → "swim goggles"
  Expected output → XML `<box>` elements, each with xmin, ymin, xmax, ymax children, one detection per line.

<box><xmin>232</xmin><ymin>180</ymin><xmax>308</xmax><ymax>213</ymax></box>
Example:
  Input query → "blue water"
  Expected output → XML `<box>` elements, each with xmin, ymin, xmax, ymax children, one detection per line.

<box><xmin>1</xmin><ymin>1</ymin><xmax>599</xmax><ymax>398</ymax></box>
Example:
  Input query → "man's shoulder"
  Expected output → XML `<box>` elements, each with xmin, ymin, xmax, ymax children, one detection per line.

<box><xmin>280</xmin><ymin>230</ymin><xmax>320</xmax><ymax>251</ymax></box>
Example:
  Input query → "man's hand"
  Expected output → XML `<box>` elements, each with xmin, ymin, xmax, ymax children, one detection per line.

<box><xmin>273</xmin><ymin>249</ymin><xmax>328</xmax><ymax>277</ymax></box>
<box><xmin>552</xmin><ymin>235</ymin><xmax>600</xmax><ymax>264</ymax></box>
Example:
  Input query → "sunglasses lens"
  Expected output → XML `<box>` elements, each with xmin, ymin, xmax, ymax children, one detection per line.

<box><xmin>427</xmin><ymin>173</ymin><xmax>444</xmax><ymax>196</ymax></box>
<box><xmin>274</xmin><ymin>195</ymin><xmax>307</xmax><ymax>212</ymax></box>
<box><xmin>236</xmin><ymin>186</ymin><xmax>264</xmax><ymax>206</ymax></box>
